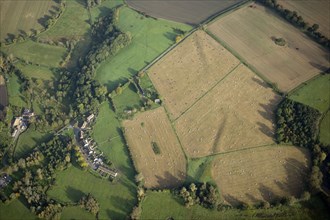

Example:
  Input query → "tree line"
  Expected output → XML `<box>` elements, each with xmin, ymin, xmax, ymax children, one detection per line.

<box><xmin>258</xmin><ymin>0</ymin><xmax>330</xmax><ymax>49</ymax></box>
<box><xmin>275</xmin><ymin>98</ymin><xmax>329</xmax><ymax>195</ymax></box>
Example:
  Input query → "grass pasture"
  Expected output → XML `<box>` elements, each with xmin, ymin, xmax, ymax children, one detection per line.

<box><xmin>278</xmin><ymin>0</ymin><xmax>330</xmax><ymax>38</ymax></box>
<box><xmin>148</xmin><ymin>30</ymin><xmax>240</xmax><ymax>120</ymax></box>
<box><xmin>207</xmin><ymin>3</ymin><xmax>330</xmax><ymax>92</ymax></box>
<box><xmin>0</xmin><ymin>0</ymin><xmax>57</xmax><ymax>42</ymax></box>
<box><xmin>175</xmin><ymin>64</ymin><xmax>280</xmax><ymax>158</ymax></box>
<box><xmin>6</xmin><ymin>73</ymin><xmax>26</xmax><ymax>107</ymax></box>
<box><xmin>123</xmin><ymin>107</ymin><xmax>186</xmax><ymax>189</ymax></box>
<box><xmin>61</xmin><ymin>206</ymin><xmax>95</xmax><ymax>220</ymax></box>
<box><xmin>112</xmin><ymin>83</ymin><xmax>142</xmax><ymax>113</ymax></box>
<box><xmin>15</xmin><ymin>62</ymin><xmax>56</xmax><ymax>81</ymax></box>
<box><xmin>289</xmin><ymin>74</ymin><xmax>330</xmax><ymax>113</ymax></box>
<box><xmin>126</xmin><ymin>0</ymin><xmax>244</xmax><ymax>25</ymax></box>
<box><xmin>0</xmin><ymin>75</ymin><xmax>8</xmax><ymax>108</ymax></box>
<box><xmin>0</xmin><ymin>198</ymin><xmax>37</xmax><ymax>220</ymax></box>
<box><xmin>212</xmin><ymin>145</ymin><xmax>311</xmax><ymax>205</ymax></box>
<box><xmin>2</xmin><ymin>40</ymin><xmax>67</xmax><ymax>67</ymax></box>
<box><xmin>95</xmin><ymin>6</ymin><xmax>192</xmax><ymax>89</ymax></box>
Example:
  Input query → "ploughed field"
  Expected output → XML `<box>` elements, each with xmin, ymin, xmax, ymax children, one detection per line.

<box><xmin>208</xmin><ymin>3</ymin><xmax>330</xmax><ymax>92</ymax></box>
<box><xmin>212</xmin><ymin>146</ymin><xmax>311</xmax><ymax>205</ymax></box>
<box><xmin>123</xmin><ymin>107</ymin><xmax>186</xmax><ymax>189</ymax></box>
<box><xmin>126</xmin><ymin>0</ymin><xmax>244</xmax><ymax>25</ymax></box>
<box><xmin>278</xmin><ymin>0</ymin><xmax>330</xmax><ymax>38</ymax></box>
<box><xmin>0</xmin><ymin>0</ymin><xmax>58</xmax><ymax>42</ymax></box>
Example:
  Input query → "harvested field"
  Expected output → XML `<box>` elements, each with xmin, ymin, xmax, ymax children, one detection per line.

<box><xmin>212</xmin><ymin>145</ymin><xmax>311</xmax><ymax>205</ymax></box>
<box><xmin>0</xmin><ymin>0</ymin><xmax>57</xmax><ymax>42</ymax></box>
<box><xmin>123</xmin><ymin>107</ymin><xmax>186</xmax><ymax>189</ymax></box>
<box><xmin>126</xmin><ymin>0</ymin><xmax>244</xmax><ymax>25</ymax></box>
<box><xmin>0</xmin><ymin>75</ymin><xmax>8</xmax><ymax>108</ymax></box>
<box><xmin>208</xmin><ymin>3</ymin><xmax>330</xmax><ymax>92</ymax></box>
<box><xmin>149</xmin><ymin>30</ymin><xmax>240</xmax><ymax>120</ymax></box>
<box><xmin>175</xmin><ymin>64</ymin><xmax>280</xmax><ymax>158</ymax></box>
<box><xmin>278</xmin><ymin>0</ymin><xmax>330</xmax><ymax>38</ymax></box>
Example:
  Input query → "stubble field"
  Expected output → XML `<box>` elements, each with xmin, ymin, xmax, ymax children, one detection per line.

<box><xmin>212</xmin><ymin>146</ymin><xmax>311</xmax><ymax>205</ymax></box>
<box><xmin>148</xmin><ymin>30</ymin><xmax>240</xmax><ymax>120</ymax></box>
<box><xmin>175</xmin><ymin>64</ymin><xmax>280</xmax><ymax>158</ymax></box>
<box><xmin>208</xmin><ymin>3</ymin><xmax>330</xmax><ymax>92</ymax></box>
<box><xmin>0</xmin><ymin>0</ymin><xmax>57</xmax><ymax>42</ymax></box>
<box><xmin>278</xmin><ymin>0</ymin><xmax>330</xmax><ymax>38</ymax></box>
<box><xmin>123</xmin><ymin>107</ymin><xmax>186</xmax><ymax>189</ymax></box>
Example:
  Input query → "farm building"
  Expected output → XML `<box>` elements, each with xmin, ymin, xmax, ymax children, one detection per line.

<box><xmin>97</xmin><ymin>166</ymin><xmax>118</xmax><ymax>178</ymax></box>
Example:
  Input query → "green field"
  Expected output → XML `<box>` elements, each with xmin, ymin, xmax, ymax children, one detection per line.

<box><xmin>89</xmin><ymin>0</ymin><xmax>123</xmax><ymax>23</ymax></box>
<box><xmin>2</xmin><ymin>40</ymin><xmax>67</xmax><ymax>67</ymax></box>
<box><xmin>112</xmin><ymin>84</ymin><xmax>142</xmax><ymax>113</ymax></box>
<box><xmin>15</xmin><ymin>62</ymin><xmax>56</xmax><ymax>80</ymax></box>
<box><xmin>0</xmin><ymin>198</ymin><xmax>37</xmax><ymax>220</ymax></box>
<box><xmin>48</xmin><ymin>102</ymin><xmax>137</xmax><ymax>219</ymax></box>
<box><xmin>95</xmin><ymin>6</ymin><xmax>192</xmax><ymax>89</ymax></box>
<box><xmin>14</xmin><ymin>128</ymin><xmax>51</xmax><ymax>159</ymax></box>
<box><xmin>289</xmin><ymin>75</ymin><xmax>330</xmax><ymax>113</ymax></box>
<box><xmin>320</xmin><ymin>111</ymin><xmax>330</xmax><ymax>145</ymax></box>
<box><xmin>39</xmin><ymin>0</ymin><xmax>91</xmax><ymax>41</ymax></box>
<box><xmin>140</xmin><ymin>191</ymin><xmax>326</xmax><ymax>220</ymax></box>
<box><xmin>61</xmin><ymin>206</ymin><xmax>95</xmax><ymax>220</ymax></box>
<box><xmin>6</xmin><ymin>74</ymin><xmax>27</xmax><ymax>107</ymax></box>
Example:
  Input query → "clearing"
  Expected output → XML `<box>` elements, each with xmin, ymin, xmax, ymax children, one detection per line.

<box><xmin>126</xmin><ymin>0</ymin><xmax>244</xmax><ymax>25</ymax></box>
<box><xmin>207</xmin><ymin>3</ymin><xmax>330</xmax><ymax>92</ymax></box>
<box><xmin>148</xmin><ymin>30</ymin><xmax>240</xmax><ymax>120</ymax></box>
<box><xmin>278</xmin><ymin>0</ymin><xmax>330</xmax><ymax>38</ymax></box>
<box><xmin>123</xmin><ymin>107</ymin><xmax>186</xmax><ymax>189</ymax></box>
<box><xmin>212</xmin><ymin>145</ymin><xmax>311</xmax><ymax>205</ymax></box>
<box><xmin>0</xmin><ymin>0</ymin><xmax>57</xmax><ymax>42</ymax></box>
<box><xmin>175</xmin><ymin>64</ymin><xmax>280</xmax><ymax>158</ymax></box>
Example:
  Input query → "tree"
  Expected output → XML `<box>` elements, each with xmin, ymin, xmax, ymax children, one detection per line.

<box><xmin>79</xmin><ymin>193</ymin><xmax>99</xmax><ymax>215</ymax></box>
<box><xmin>130</xmin><ymin>206</ymin><xmax>141</xmax><ymax>220</ymax></box>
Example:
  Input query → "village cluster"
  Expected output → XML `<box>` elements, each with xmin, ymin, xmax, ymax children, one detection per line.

<box><xmin>77</xmin><ymin>114</ymin><xmax>118</xmax><ymax>179</ymax></box>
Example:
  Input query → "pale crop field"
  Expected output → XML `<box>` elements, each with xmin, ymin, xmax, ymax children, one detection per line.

<box><xmin>212</xmin><ymin>145</ymin><xmax>311</xmax><ymax>205</ymax></box>
<box><xmin>278</xmin><ymin>0</ymin><xmax>330</xmax><ymax>38</ymax></box>
<box><xmin>208</xmin><ymin>3</ymin><xmax>330</xmax><ymax>92</ymax></box>
<box><xmin>123</xmin><ymin>107</ymin><xmax>186</xmax><ymax>189</ymax></box>
<box><xmin>175</xmin><ymin>64</ymin><xmax>280</xmax><ymax>158</ymax></box>
<box><xmin>0</xmin><ymin>0</ymin><xmax>57</xmax><ymax>42</ymax></box>
<box><xmin>148</xmin><ymin>30</ymin><xmax>240</xmax><ymax>120</ymax></box>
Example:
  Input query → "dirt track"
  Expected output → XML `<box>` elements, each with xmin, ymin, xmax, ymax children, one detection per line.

<box><xmin>126</xmin><ymin>0</ymin><xmax>243</xmax><ymax>25</ymax></box>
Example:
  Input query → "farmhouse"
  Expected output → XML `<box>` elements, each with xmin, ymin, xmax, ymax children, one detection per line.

<box><xmin>87</xmin><ymin>114</ymin><xmax>95</xmax><ymax>122</ymax></box>
<box><xmin>81</xmin><ymin>121</ymin><xmax>88</xmax><ymax>129</ymax></box>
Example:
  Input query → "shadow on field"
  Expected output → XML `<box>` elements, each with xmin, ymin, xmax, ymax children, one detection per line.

<box><xmin>155</xmin><ymin>172</ymin><xmax>182</xmax><ymax>189</ymax></box>
<box><xmin>223</xmin><ymin>194</ymin><xmax>244</xmax><ymax>207</ymax></box>
<box><xmin>275</xmin><ymin>156</ymin><xmax>309</xmax><ymax>198</ymax></box>
<box><xmin>211</xmin><ymin>117</ymin><xmax>227</xmax><ymax>154</ymax></box>
<box><xmin>106</xmin><ymin>209</ymin><xmax>123</xmax><ymax>220</ymax></box>
<box><xmin>251</xmin><ymin>77</ymin><xmax>268</xmax><ymax>89</ymax></box>
<box><xmin>309</xmin><ymin>62</ymin><xmax>329</xmax><ymax>72</ymax></box>
<box><xmin>163</xmin><ymin>32</ymin><xmax>176</xmax><ymax>41</ymax></box>
<box><xmin>66</xmin><ymin>186</ymin><xmax>85</xmax><ymax>202</ymax></box>
<box><xmin>96</xmin><ymin>7</ymin><xmax>113</xmax><ymax>21</ymax></box>
<box><xmin>257</xmin><ymin>97</ymin><xmax>280</xmax><ymax>138</ymax></box>
<box><xmin>256</xmin><ymin>122</ymin><xmax>273</xmax><ymax>138</ymax></box>
<box><xmin>109</xmin><ymin>195</ymin><xmax>135</xmax><ymax>215</ymax></box>
<box><xmin>258</xmin><ymin>183</ymin><xmax>278</xmax><ymax>202</ymax></box>
<box><xmin>245</xmin><ymin>193</ymin><xmax>262</xmax><ymax>204</ymax></box>
<box><xmin>38</xmin><ymin>15</ymin><xmax>52</xmax><ymax>28</ymax></box>
<box><xmin>105</xmin><ymin>78</ymin><xmax>129</xmax><ymax>92</ymax></box>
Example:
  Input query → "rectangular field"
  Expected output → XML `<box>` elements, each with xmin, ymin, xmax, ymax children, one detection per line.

<box><xmin>0</xmin><ymin>75</ymin><xmax>8</xmax><ymax>108</ymax></box>
<box><xmin>0</xmin><ymin>0</ymin><xmax>57</xmax><ymax>42</ymax></box>
<box><xmin>123</xmin><ymin>107</ymin><xmax>186</xmax><ymax>189</ymax></box>
<box><xmin>208</xmin><ymin>3</ymin><xmax>330</xmax><ymax>92</ymax></box>
<box><xmin>278</xmin><ymin>0</ymin><xmax>330</xmax><ymax>38</ymax></box>
<box><xmin>148</xmin><ymin>30</ymin><xmax>240</xmax><ymax>120</ymax></box>
<box><xmin>175</xmin><ymin>64</ymin><xmax>280</xmax><ymax>158</ymax></box>
<box><xmin>212</xmin><ymin>146</ymin><xmax>311</xmax><ymax>205</ymax></box>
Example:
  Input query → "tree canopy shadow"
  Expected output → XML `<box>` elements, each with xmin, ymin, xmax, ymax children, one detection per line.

<box><xmin>154</xmin><ymin>171</ymin><xmax>183</xmax><ymax>189</ymax></box>
<box><xmin>65</xmin><ymin>186</ymin><xmax>85</xmax><ymax>202</ymax></box>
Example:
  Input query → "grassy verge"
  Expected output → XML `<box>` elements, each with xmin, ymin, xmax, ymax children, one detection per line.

<box><xmin>187</xmin><ymin>157</ymin><xmax>214</xmax><ymax>184</ymax></box>
<box><xmin>289</xmin><ymin>74</ymin><xmax>330</xmax><ymax>113</ymax></box>
<box><xmin>95</xmin><ymin>6</ymin><xmax>192</xmax><ymax>90</ymax></box>
<box><xmin>6</xmin><ymin>73</ymin><xmax>26</xmax><ymax>107</ymax></box>
<box><xmin>320</xmin><ymin>111</ymin><xmax>330</xmax><ymax>145</ymax></box>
